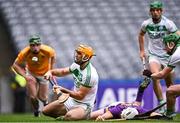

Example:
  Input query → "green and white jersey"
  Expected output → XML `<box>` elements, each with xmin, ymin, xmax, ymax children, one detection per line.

<box><xmin>167</xmin><ymin>47</ymin><xmax>180</xmax><ymax>68</ymax></box>
<box><xmin>141</xmin><ymin>16</ymin><xmax>178</xmax><ymax>58</ymax></box>
<box><xmin>69</xmin><ymin>62</ymin><xmax>99</xmax><ymax>107</ymax></box>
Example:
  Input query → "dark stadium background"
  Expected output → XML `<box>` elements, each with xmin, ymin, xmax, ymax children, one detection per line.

<box><xmin>0</xmin><ymin>0</ymin><xmax>180</xmax><ymax>114</ymax></box>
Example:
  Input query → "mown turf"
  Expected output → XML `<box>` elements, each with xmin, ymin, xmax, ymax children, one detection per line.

<box><xmin>0</xmin><ymin>113</ymin><xmax>180</xmax><ymax>123</ymax></box>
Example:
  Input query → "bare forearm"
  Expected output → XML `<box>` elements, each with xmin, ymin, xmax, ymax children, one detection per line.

<box><xmin>151</xmin><ymin>67</ymin><xmax>173</xmax><ymax>79</ymax></box>
<box><xmin>151</xmin><ymin>72</ymin><xmax>165</xmax><ymax>79</ymax></box>
<box><xmin>61</xmin><ymin>88</ymin><xmax>84</xmax><ymax>100</ymax></box>
<box><xmin>138</xmin><ymin>30</ymin><xmax>145</xmax><ymax>51</ymax></box>
<box><xmin>101</xmin><ymin>111</ymin><xmax>113</xmax><ymax>120</ymax></box>
<box><xmin>139</xmin><ymin>39</ymin><xmax>144</xmax><ymax>52</ymax></box>
<box><xmin>51</xmin><ymin>67</ymin><xmax>70</xmax><ymax>77</ymax></box>
<box><xmin>12</xmin><ymin>63</ymin><xmax>26</xmax><ymax>77</ymax></box>
<box><xmin>138</xmin><ymin>33</ymin><xmax>145</xmax><ymax>52</ymax></box>
<box><xmin>138</xmin><ymin>31</ymin><xmax>146</xmax><ymax>60</ymax></box>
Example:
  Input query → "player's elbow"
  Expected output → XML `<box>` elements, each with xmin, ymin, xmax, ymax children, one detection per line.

<box><xmin>12</xmin><ymin>62</ymin><xmax>16</xmax><ymax>68</ymax></box>
<box><xmin>73</xmin><ymin>93</ymin><xmax>85</xmax><ymax>100</ymax></box>
<box><xmin>76</xmin><ymin>95</ymin><xmax>85</xmax><ymax>100</ymax></box>
<box><xmin>158</xmin><ymin>73</ymin><xmax>167</xmax><ymax>79</ymax></box>
<box><xmin>11</xmin><ymin>63</ymin><xmax>18</xmax><ymax>71</ymax></box>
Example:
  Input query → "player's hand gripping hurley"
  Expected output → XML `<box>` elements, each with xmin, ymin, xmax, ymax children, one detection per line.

<box><xmin>140</xmin><ymin>58</ymin><xmax>151</xmax><ymax>88</ymax></box>
<box><xmin>49</xmin><ymin>76</ymin><xmax>69</xmax><ymax>103</ymax></box>
<box><xmin>142</xmin><ymin>57</ymin><xmax>152</xmax><ymax>78</ymax></box>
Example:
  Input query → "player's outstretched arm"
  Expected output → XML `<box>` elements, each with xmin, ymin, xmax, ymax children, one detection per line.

<box><xmin>95</xmin><ymin>111</ymin><xmax>113</xmax><ymax>121</ymax></box>
<box><xmin>90</xmin><ymin>108</ymin><xmax>105</xmax><ymax>120</ymax></box>
<box><xmin>44</xmin><ymin>67</ymin><xmax>70</xmax><ymax>79</ymax></box>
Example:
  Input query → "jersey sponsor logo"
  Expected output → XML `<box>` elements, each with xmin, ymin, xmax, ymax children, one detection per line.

<box><xmin>146</xmin><ymin>25</ymin><xmax>167</xmax><ymax>39</ymax></box>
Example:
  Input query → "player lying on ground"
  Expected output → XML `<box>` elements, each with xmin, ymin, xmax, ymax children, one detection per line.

<box><xmin>143</xmin><ymin>33</ymin><xmax>180</xmax><ymax>119</ymax></box>
<box><xmin>90</xmin><ymin>77</ymin><xmax>163</xmax><ymax>121</ymax></box>
<box><xmin>42</xmin><ymin>44</ymin><xmax>99</xmax><ymax>121</ymax></box>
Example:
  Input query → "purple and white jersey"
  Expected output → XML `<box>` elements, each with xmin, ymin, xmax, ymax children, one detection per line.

<box><xmin>107</xmin><ymin>104</ymin><xmax>147</xmax><ymax>118</ymax></box>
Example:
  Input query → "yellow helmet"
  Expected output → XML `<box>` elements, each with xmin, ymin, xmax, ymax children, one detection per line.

<box><xmin>75</xmin><ymin>44</ymin><xmax>95</xmax><ymax>61</ymax></box>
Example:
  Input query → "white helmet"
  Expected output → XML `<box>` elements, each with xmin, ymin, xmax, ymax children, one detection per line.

<box><xmin>121</xmin><ymin>107</ymin><xmax>139</xmax><ymax>119</ymax></box>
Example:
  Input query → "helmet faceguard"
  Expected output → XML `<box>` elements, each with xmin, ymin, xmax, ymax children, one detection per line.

<box><xmin>74</xmin><ymin>44</ymin><xmax>95</xmax><ymax>64</ymax></box>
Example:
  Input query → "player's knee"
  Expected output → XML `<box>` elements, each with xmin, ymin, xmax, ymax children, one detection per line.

<box><xmin>42</xmin><ymin>105</ymin><xmax>64</xmax><ymax>118</ymax></box>
<box><xmin>64</xmin><ymin>112</ymin><xmax>76</xmax><ymax>120</ymax></box>
<box><xmin>42</xmin><ymin>108</ymin><xmax>48</xmax><ymax>116</ymax></box>
<box><xmin>27</xmin><ymin>80</ymin><xmax>36</xmax><ymax>86</ymax></box>
<box><xmin>42</xmin><ymin>106</ymin><xmax>52</xmax><ymax>116</ymax></box>
<box><xmin>64</xmin><ymin>112</ymin><xmax>72</xmax><ymax>120</ymax></box>
<box><xmin>166</xmin><ymin>87</ymin><xmax>175</xmax><ymax>96</ymax></box>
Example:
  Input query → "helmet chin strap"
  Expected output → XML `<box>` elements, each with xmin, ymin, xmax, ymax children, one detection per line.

<box><xmin>81</xmin><ymin>55</ymin><xmax>89</xmax><ymax>62</ymax></box>
<box><xmin>74</xmin><ymin>56</ymin><xmax>89</xmax><ymax>65</ymax></box>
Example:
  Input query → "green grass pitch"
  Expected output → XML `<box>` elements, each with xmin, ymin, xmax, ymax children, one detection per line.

<box><xmin>0</xmin><ymin>113</ymin><xmax>180</xmax><ymax>123</ymax></box>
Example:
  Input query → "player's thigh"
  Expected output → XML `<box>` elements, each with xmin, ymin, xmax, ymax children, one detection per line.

<box><xmin>36</xmin><ymin>76</ymin><xmax>49</xmax><ymax>99</ymax></box>
<box><xmin>148</xmin><ymin>55</ymin><xmax>162</xmax><ymax>72</ymax></box>
<box><xmin>43</xmin><ymin>100</ymin><xmax>67</xmax><ymax>115</ymax></box>
<box><xmin>26</xmin><ymin>78</ymin><xmax>38</xmax><ymax>96</ymax></box>
<box><xmin>65</xmin><ymin>107</ymin><xmax>86</xmax><ymax>120</ymax></box>
<box><xmin>149</xmin><ymin>61</ymin><xmax>161</xmax><ymax>73</ymax></box>
<box><xmin>38</xmin><ymin>83</ymin><xmax>49</xmax><ymax>99</ymax></box>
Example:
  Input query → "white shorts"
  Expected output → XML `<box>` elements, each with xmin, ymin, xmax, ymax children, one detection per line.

<box><xmin>64</xmin><ymin>97</ymin><xmax>92</xmax><ymax>119</ymax></box>
<box><xmin>148</xmin><ymin>54</ymin><xmax>169</xmax><ymax>68</ymax></box>
<box><xmin>26</xmin><ymin>70</ymin><xmax>49</xmax><ymax>84</ymax></box>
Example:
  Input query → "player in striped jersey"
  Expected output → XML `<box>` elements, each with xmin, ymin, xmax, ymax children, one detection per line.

<box><xmin>43</xmin><ymin>44</ymin><xmax>99</xmax><ymax>120</ymax></box>
<box><xmin>143</xmin><ymin>33</ymin><xmax>180</xmax><ymax>119</ymax></box>
<box><xmin>138</xmin><ymin>1</ymin><xmax>180</xmax><ymax>113</ymax></box>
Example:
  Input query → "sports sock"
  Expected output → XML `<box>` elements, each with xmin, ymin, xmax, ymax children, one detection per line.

<box><xmin>41</xmin><ymin>100</ymin><xmax>48</xmax><ymax>106</ymax></box>
<box><xmin>135</xmin><ymin>89</ymin><xmax>144</xmax><ymax>102</ymax></box>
